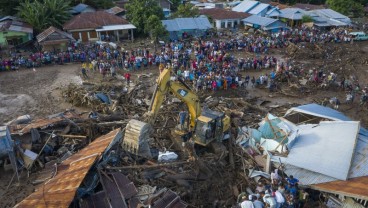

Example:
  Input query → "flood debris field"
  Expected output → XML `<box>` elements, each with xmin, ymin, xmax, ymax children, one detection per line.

<box><xmin>0</xmin><ymin>40</ymin><xmax>368</xmax><ymax>208</ymax></box>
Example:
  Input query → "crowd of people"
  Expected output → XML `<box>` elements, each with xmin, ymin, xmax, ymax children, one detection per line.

<box><xmin>1</xmin><ymin>25</ymin><xmax>367</xmax><ymax>108</ymax></box>
<box><xmin>238</xmin><ymin>170</ymin><xmax>309</xmax><ymax>208</ymax></box>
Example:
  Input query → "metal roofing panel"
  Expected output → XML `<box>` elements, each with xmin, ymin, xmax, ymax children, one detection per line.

<box><xmin>96</xmin><ymin>24</ymin><xmax>136</xmax><ymax>31</ymax></box>
<box><xmin>162</xmin><ymin>20</ymin><xmax>179</xmax><ymax>31</ymax></box>
<box><xmin>285</xmin><ymin>121</ymin><xmax>359</xmax><ymax>180</ymax></box>
<box><xmin>279</xmin><ymin>8</ymin><xmax>306</xmax><ymax>20</ymax></box>
<box><xmin>285</xmin><ymin>103</ymin><xmax>351</xmax><ymax>121</ymax></box>
<box><xmin>232</xmin><ymin>0</ymin><xmax>259</xmax><ymax>12</ymax></box>
<box><xmin>15</xmin><ymin>129</ymin><xmax>122</xmax><ymax>208</ymax></box>
<box><xmin>314</xmin><ymin>9</ymin><xmax>348</xmax><ymax>19</ymax></box>
<box><xmin>248</xmin><ymin>3</ymin><xmax>269</xmax><ymax>15</ymax></box>
<box><xmin>193</xmin><ymin>18</ymin><xmax>212</xmax><ymax>29</ymax></box>
<box><xmin>243</xmin><ymin>15</ymin><xmax>277</xmax><ymax>26</ymax></box>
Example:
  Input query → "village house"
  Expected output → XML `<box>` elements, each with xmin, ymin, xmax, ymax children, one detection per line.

<box><xmin>232</xmin><ymin>0</ymin><xmax>276</xmax><ymax>17</ymax></box>
<box><xmin>36</xmin><ymin>26</ymin><xmax>75</xmax><ymax>52</ymax></box>
<box><xmin>63</xmin><ymin>11</ymin><xmax>136</xmax><ymax>42</ymax></box>
<box><xmin>106</xmin><ymin>6</ymin><xmax>126</xmax><ymax>18</ymax></box>
<box><xmin>199</xmin><ymin>8</ymin><xmax>250</xmax><ymax>29</ymax></box>
<box><xmin>0</xmin><ymin>16</ymin><xmax>33</xmax><ymax>48</ymax></box>
<box><xmin>162</xmin><ymin>17</ymin><xmax>212</xmax><ymax>40</ymax></box>
<box><xmin>242</xmin><ymin>15</ymin><xmax>288</xmax><ymax>33</ymax></box>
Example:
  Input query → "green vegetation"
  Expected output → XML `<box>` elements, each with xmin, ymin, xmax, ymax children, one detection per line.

<box><xmin>16</xmin><ymin>0</ymin><xmax>72</xmax><ymax>33</ymax></box>
<box><xmin>171</xmin><ymin>4</ymin><xmax>199</xmax><ymax>18</ymax></box>
<box><xmin>125</xmin><ymin>0</ymin><xmax>164</xmax><ymax>35</ymax></box>
<box><xmin>301</xmin><ymin>15</ymin><xmax>313</xmax><ymax>23</ymax></box>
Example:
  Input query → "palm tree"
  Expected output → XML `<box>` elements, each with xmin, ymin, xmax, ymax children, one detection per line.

<box><xmin>17</xmin><ymin>0</ymin><xmax>72</xmax><ymax>33</ymax></box>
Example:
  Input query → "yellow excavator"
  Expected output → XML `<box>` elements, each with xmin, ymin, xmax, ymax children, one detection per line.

<box><xmin>122</xmin><ymin>65</ymin><xmax>230</xmax><ymax>157</ymax></box>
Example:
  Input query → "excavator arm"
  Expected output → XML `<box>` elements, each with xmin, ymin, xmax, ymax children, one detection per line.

<box><xmin>146</xmin><ymin>66</ymin><xmax>201</xmax><ymax>128</ymax></box>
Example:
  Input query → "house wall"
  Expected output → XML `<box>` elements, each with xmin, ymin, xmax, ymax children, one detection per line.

<box><xmin>215</xmin><ymin>19</ymin><xmax>241</xmax><ymax>29</ymax></box>
<box><xmin>0</xmin><ymin>31</ymin><xmax>32</xmax><ymax>46</ymax></box>
<box><xmin>41</xmin><ymin>41</ymin><xmax>68</xmax><ymax>52</ymax></box>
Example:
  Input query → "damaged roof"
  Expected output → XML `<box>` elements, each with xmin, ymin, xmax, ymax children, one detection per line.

<box><xmin>37</xmin><ymin>26</ymin><xmax>75</xmax><ymax>43</ymax></box>
<box><xmin>11</xmin><ymin>111</ymin><xmax>79</xmax><ymax>134</ymax></box>
<box><xmin>199</xmin><ymin>8</ymin><xmax>250</xmax><ymax>20</ymax></box>
<box><xmin>311</xmin><ymin>176</ymin><xmax>368</xmax><ymax>200</ymax></box>
<box><xmin>14</xmin><ymin>129</ymin><xmax>122</xmax><ymax>208</ymax></box>
<box><xmin>284</xmin><ymin>121</ymin><xmax>359</xmax><ymax>181</ymax></box>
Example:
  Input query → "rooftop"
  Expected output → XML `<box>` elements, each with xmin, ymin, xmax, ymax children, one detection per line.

<box><xmin>232</xmin><ymin>0</ymin><xmax>259</xmax><ymax>13</ymax></box>
<box><xmin>36</xmin><ymin>26</ymin><xmax>75</xmax><ymax>43</ymax></box>
<box><xmin>63</xmin><ymin>11</ymin><xmax>130</xmax><ymax>30</ymax></box>
<box><xmin>199</xmin><ymin>8</ymin><xmax>250</xmax><ymax>20</ymax></box>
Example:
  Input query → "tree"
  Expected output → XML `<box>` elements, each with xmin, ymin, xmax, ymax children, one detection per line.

<box><xmin>0</xmin><ymin>0</ymin><xmax>21</xmax><ymax>16</ymax></box>
<box><xmin>301</xmin><ymin>15</ymin><xmax>313</xmax><ymax>23</ymax></box>
<box><xmin>326</xmin><ymin>0</ymin><xmax>364</xmax><ymax>17</ymax></box>
<box><xmin>125</xmin><ymin>0</ymin><xmax>164</xmax><ymax>35</ymax></box>
<box><xmin>16</xmin><ymin>0</ymin><xmax>72</xmax><ymax>33</ymax></box>
<box><xmin>145</xmin><ymin>15</ymin><xmax>168</xmax><ymax>51</ymax></box>
<box><xmin>171</xmin><ymin>4</ymin><xmax>199</xmax><ymax>18</ymax></box>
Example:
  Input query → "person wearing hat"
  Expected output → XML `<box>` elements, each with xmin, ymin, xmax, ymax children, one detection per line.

<box><xmin>240</xmin><ymin>195</ymin><xmax>254</xmax><ymax>208</ymax></box>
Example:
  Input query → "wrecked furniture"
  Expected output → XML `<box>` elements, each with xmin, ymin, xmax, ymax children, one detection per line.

<box><xmin>0</xmin><ymin>126</ymin><xmax>19</xmax><ymax>181</ymax></box>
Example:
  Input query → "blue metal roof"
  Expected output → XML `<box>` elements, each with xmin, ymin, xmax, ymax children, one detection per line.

<box><xmin>243</xmin><ymin>15</ymin><xmax>277</xmax><ymax>26</ymax></box>
<box><xmin>73</xmin><ymin>3</ymin><xmax>89</xmax><ymax>13</ymax></box>
<box><xmin>285</xmin><ymin>103</ymin><xmax>352</xmax><ymax>121</ymax></box>
<box><xmin>248</xmin><ymin>3</ymin><xmax>269</xmax><ymax>15</ymax></box>
<box><xmin>278</xmin><ymin>104</ymin><xmax>368</xmax><ymax>185</ymax></box>
<box><xmin>279</xmin><ymin>8</ymin><xmax>307</xmax><ymax>20</ymax></box>
<box><xmin>232</xmin><ymin>0</ymin><xmax>259</xmax><ymax>12</ymax></box>
<box><xmin>162</xmin><ymin>18</ymin><xmax>212</xmax><ymax>32</ymax></box>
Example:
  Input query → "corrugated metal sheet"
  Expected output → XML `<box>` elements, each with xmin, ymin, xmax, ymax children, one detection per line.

<box><xmin>232</xmin><ymin>0</ymin><xmax>259</xmax><ymax>12</ymax></box>
<box><xmin>14</xmin><ymin>129</ymin><xmax>122</xmax><ymax>208</ymax></box>
<box><xmin>162</xmin><ymin>18</ymin><xmax>212</xmax><ymax>32</ymax></box>
<box><xmin>285</xmin><ymin>103</ymin><xmax>351</xmax><ymax>121</ymax></box>
<box><xmin>285</xmin><ymin>121</ymin><xmax>359</xmax><ymax>180</ymax></box>
<box><xmin>284</xmin><ymin>103</ymin><xmax>368</xmax><ymax>180</ymax></box>
<box><xmin>279</xmin><ymin>8</ymin><xmax>306</xmax><ymax>20</ymax></box>
<box><xmin>313</xmin><ymin>9</ymin><xmax>349</xmax><ymax>21</ymax></box>
<box><xmin>243</xmin><ymin>15</ymin><xmax>277</xmax><ymax>26</ymax></box>
<box><xmin>248</xmin><ymin>3</ymin><xmax>269</xmax><ymax>15</ymax></box>
<box><xmin>14</xmin><ymin>111</ymin><xmax>80</xmax><ymax>134</ymax></box>
<box><xmin>311</xmin><ymin>176</ymin><xmax>368</xmax><ymax>200</ymax></box>
<box><xmin>37</xmin><ymin>26</ymin><xmax>75</xmax><ymax>43</ymax></box>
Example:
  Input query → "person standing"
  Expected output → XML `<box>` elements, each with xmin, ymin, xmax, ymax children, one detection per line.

<box><xmin>178</xmin><ymin>110</ymin><xmax>188</xmax><ymax>130</ymax></box>
<box><xmin>240</xmin><ymin>196</ymin><xmax>254</xmax><ymax>208</ymax></box>
<box><xmin>124</xmin><ymin>72</ymin><xmax>131</xmax><ymax>85</ymax></box>
<box><xmin>81</xmin><ymin>62</ymin><xmax>88</xmax><ymax>79</ymax></box>
<box><xmin>252</xmin><ymin>196</ymin><xmax>264</xmax><ymax>208</ymax></box>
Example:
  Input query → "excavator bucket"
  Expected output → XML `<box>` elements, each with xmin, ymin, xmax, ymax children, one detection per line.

<box><xmin>122</xmin><ymin>119</ymin><xmax>153</xmax><ymax>158</ymax></box>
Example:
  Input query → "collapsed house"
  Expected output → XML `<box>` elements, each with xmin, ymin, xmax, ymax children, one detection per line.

<box><xmin>237</xmin><ymin>104</ymin><xmax>368</xmax><ymax>207</ymax></box>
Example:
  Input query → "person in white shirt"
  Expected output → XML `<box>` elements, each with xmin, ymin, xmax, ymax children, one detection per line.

<box><xmin>275</xmin><ymin>190</ymin><xmax>285</xmax><ymax>208</ymax></box>
<box><xmin>263</xmin><ymin>191</ymin><xmax>276</xmax><ymax>208</ymax></box>
<box><xmin>240</xmin><ymin>196</ymin><xmax>254</xmax><ymax>208</ymax></box>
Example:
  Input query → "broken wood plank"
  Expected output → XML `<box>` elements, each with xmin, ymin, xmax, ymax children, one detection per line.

<box><xmin>105</xmin><ymin>161</ymin><xmax>190</xmax><ymax>170</ymax></box>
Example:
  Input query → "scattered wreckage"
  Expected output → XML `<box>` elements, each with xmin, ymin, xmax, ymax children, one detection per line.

<box><xmin>1</xmin><ymin>70</ymin><xmax>367</xmax><ymax>208</ymax></box>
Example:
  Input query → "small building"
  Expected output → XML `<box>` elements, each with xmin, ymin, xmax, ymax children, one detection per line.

<box><xmin>199</xmin><ymin>8</ymin><xmax>250</xmax><ymax>29</ymax></box>
<box><xmin>36</xmin><ymin>26</ymin><xmax>75</xmax><ymax>52</ymax></box>
<box><xmin>232</xmin><ymin>0</ymin><xmax>274</xmax><ymax>17</ymax></box>
<box><xmin>279</xmin><ymin>8</ymin><xmax>308</xmax><ymax>26</ymax></box>
<box><xmin>243</xmin><ymin>15</ymin><xmax>287</xmax><ymax>32</ymax></box>
<box><xmin>312</xmin><ymin>9</ymin><xmax>351</xmax><ymax>25</ymax></box>
<box><xmin>106</xmin><ymin>6</ymin><xmax>126</xmax><ymax>18</ymax></box>
<box><xmin>162</xmin><ymin>17</ymin><xmax>212</xmax><ymax>40</ymax></box>
<box><xmin>0</xmin><ymin>16</ymin><xmax>33</xmax><ymax>47</ymax></box>
<box><xmin>70</xmin><ymin>3</ymin><xmax>96</xmax><ymax>15</ymax></box>
<box><xmin>63</xmin><ymin>11</ymin><xmax>136</xmax><ymax>42</ymax></box>
<box><xmin>158</xmin><ymin>0</ymin><xmax>173</xmax><ymax>17</ymax></box>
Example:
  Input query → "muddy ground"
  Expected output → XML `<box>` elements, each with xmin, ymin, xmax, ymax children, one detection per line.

<box><xmin>1</xmin><ymin>41</ymin><xmax>368</xmax><ymax>207</ymax></box>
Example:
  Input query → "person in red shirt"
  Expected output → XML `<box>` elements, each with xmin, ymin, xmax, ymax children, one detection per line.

<box><xmin>124</xmin><ymin>72</ymin><xmax>131</xmax><ymax>85</ymax></box>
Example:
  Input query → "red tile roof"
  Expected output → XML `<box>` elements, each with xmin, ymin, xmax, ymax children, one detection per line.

<box><xmin>63</xmin><ymin>11</ymin><xmax>130</xmax><ymax>30</ymax></box>
<box><xmin>293</xmin><ymin>3</ymin><xmax>326</xmax><ymax>11</ymax></box>
<box><xmin>199</xmin><ymin>8</ymin><xmax>250</xmax><ymax>20</ymax></box>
